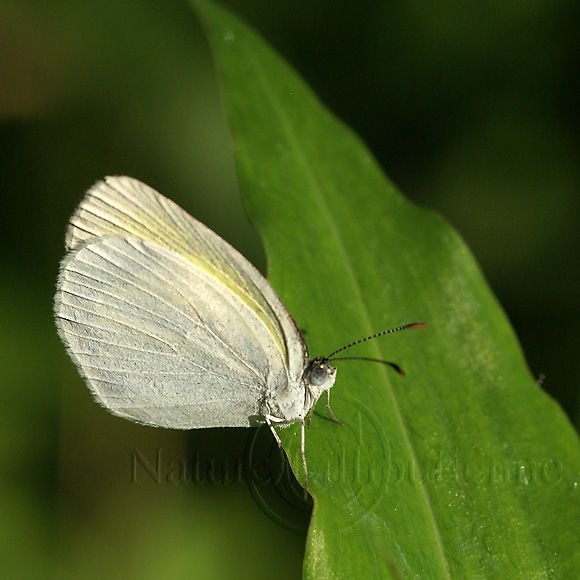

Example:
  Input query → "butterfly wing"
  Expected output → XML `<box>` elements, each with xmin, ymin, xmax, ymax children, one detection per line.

<box><xmin>56</xmin><ymin>235</ymin><xmax>292</xmax><ymax>427</ymax></box>
<box><xmin>65</xmin><ymin>176</ymin><xmax>307</xmax><ymax>381</ymax></box>
<box><xmin>55</xmin><ymin>177</ymin><xmax>308</xmax><ymax>428</ymax></box>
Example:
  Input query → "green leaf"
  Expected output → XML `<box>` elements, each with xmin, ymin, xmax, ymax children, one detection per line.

<box><xmin>192</xmin><ymin>1</ymin><xmax>580</xmax><ymax>577</ymax></box>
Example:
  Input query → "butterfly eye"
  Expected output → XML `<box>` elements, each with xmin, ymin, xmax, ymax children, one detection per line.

<box><xmin>307</xmin><ymin>358</ymin><xmax>336</xmax><ymax>387</ymax></box>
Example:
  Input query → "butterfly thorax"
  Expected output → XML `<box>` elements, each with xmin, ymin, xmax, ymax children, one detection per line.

<box><xmin>260</xmin><ymin>357</ymin><xmax>336</xmax><ymax>425</ymax></box>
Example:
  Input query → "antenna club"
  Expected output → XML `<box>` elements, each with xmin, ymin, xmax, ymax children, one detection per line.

<box><xmin>407</xmin><ymin>322</ymin><xmax>427</xmax><ymax>329</ymax></box>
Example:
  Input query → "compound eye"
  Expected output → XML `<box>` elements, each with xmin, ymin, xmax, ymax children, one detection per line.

<box><xmin>308</xmin><ymin>358</ymin><xmax>336</xmax><ymax>387</ymax></box>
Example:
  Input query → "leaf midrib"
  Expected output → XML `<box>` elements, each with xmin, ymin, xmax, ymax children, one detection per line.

<box><xmin>240</xmin><ymin>37</ymin><xmax>451</xmax><ymax>578</ymax></box>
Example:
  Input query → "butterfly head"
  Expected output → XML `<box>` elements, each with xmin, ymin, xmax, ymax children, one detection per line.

<box><xmin>304</xmin><ymin>356</ymin><xmax>337</xmax><ymax>403</ymax></box>
<box><xmin>306</xmin><ymin>357</ymin><xmax>336</xmax><ymax>387</ymax></box>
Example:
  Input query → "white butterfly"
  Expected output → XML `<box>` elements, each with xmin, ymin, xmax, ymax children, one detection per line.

<box><xmin>54</xmin><ymin>176</ymin><xmax>423</xmax><ymax>491</ymax></box>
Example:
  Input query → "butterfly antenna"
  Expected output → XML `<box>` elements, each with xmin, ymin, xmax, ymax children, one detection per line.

<box><xmin>326</xmin><ymin>322</ymin><xmax>426</xmax><ymax>360</ymax></box>
<box><xmin>330</xmin><ymin>356</ymin><xmax>406</xmax><ymax>376</ymax></box>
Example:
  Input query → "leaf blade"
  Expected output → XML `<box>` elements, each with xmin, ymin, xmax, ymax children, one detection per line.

<box><xmin>192</xmin><ymin>1</ymin><xmax>580</xmax><ymax>578</ymax></box>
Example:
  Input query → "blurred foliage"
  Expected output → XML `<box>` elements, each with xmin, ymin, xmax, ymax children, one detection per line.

<box><xmin>0</xmin><ymin>0</ymin><xmax>578</xmax><ymax>578</ymax></box>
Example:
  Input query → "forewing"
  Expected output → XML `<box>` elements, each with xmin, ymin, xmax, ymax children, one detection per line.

<box><xmin>55</xmin><ymin>235</ymin><xmax>290</xmax><ymax>428</ymax></box>
<box><xmin>65</xmin><ymin>176</ymin><xmax>307</xmax><ymax>381</ymax></box>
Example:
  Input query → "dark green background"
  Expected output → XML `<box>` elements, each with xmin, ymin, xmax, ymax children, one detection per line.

<box><xmin>1</xmin><ymin>1</ymin><xmax>578</xmax><ymax>577</ymax></box>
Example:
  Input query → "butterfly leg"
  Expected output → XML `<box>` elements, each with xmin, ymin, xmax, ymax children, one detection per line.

<box><xmin>265</xmin><ymin>415</ymin><xmax>308</xmax><ymax>498</ymax></box>
<box><xmin>326</xmin><ymin>390</ymin><xmax>343</xmax><ymax>424</ymax></box>
<box><xmin>305</xmin><ymin>404</ymin><xmax>315</xmax><ymax>428</ymax></box>
<box><xmin>264</xmin><ymin>414</ymin><xmax>283</xmax><ymax>447</ymax></box>
<box><xmin>300</xmin><ymin>419</ymin><xmax>308</xmax><ymax>499</ymax></box>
